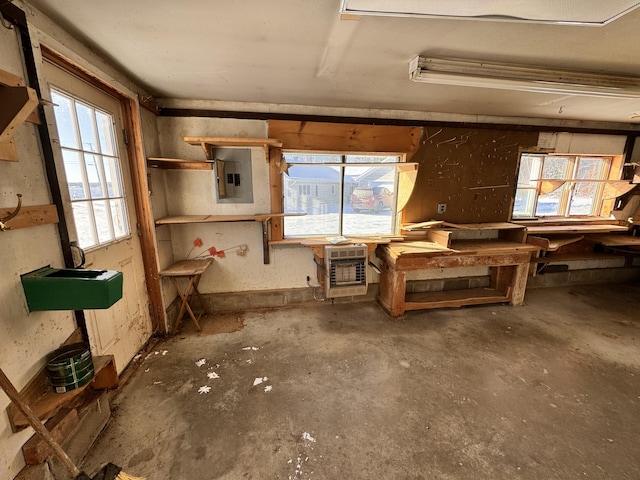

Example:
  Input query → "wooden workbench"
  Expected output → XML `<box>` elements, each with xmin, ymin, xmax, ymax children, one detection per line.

<box><xmin>376</xmin><ymin>239</ymin><xmax>539</xmax><ymax>318</ymax></box>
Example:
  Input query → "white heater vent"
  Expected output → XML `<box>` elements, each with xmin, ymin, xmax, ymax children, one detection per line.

<box><xmin>324</xmin><ymin>244</ymin><xmax>368</xmax><ymax>298</ymax></box>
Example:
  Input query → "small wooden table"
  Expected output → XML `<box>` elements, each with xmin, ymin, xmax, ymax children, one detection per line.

<box><xmin>159</xmin><ymin>258</ymin><xmax>213</xmax><ymax>334</ymax></box>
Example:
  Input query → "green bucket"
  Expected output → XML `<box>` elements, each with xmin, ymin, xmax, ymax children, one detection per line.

<box><xmin>46</xmin><ymin>343</ymin><xmax>95</xmax><ymax>394</ymax></box>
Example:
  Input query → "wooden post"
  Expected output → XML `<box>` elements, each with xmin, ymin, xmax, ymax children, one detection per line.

<box><xmin>122</xmin><ymin>99</ymin><xmax>167</xmax><ymax>334</ymax></box>
<box><xmin>269</xmin><ymin>148</ymin><xmax>284</xmax><ymax>241</ymax></box>
<box><xmin>0</xmin><ymin>368</ymin><xmax>80</xmax><ymax>477</ymax></box>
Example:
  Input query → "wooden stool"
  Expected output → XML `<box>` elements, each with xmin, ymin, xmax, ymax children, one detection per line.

<box><xmin>159</xmin><ymin>258</ymin><xmax>213</xmax><ymax>334</ymax></box>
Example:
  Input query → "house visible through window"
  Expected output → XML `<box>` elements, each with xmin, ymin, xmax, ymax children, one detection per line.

<box><xmin>51</xmin><ymin>89</ymin><xmax>130</xmax><ymax>249</ymax></box>
<box><xmin>283</xmin><ymin>153</ymin><xmax>402</xmax><ymax>237</ymax></box>
<box><xmin>513</xmin><ymin>153</ymin><xmax>620</xmax><ymax>219</ymax></box>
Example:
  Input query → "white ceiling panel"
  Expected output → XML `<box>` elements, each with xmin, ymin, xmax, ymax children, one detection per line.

<box><xmin>23</xmin><ymin>0</ymin><xmax>640</xmax><ymax>126</ymax></box>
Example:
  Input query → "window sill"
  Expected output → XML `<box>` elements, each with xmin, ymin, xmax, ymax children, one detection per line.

<box><xmin>270</xmin><ymin>236</ymin><xmax>397</xmax><ymax>247</ymax></box>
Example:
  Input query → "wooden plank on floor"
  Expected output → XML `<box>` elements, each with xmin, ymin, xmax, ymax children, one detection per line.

<box><xmin>22</xmin><ymin>408</ymin><xmax>80</xmax><ymax>464</ymax></box>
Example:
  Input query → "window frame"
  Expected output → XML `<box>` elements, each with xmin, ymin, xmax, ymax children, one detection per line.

<box><xmin>50</xmin><ymin>87</ymin><xmax>131</xmax><ymax>250</ymax></box>
<box><xmin>281</xmin><ymin>151</ymin><xmax>406</xmax><ymax>238</ymax></box>
<box><xmin>512</xmin><ymin>152</ymin><xmax>624</xmax><ymax>220</ymax></box>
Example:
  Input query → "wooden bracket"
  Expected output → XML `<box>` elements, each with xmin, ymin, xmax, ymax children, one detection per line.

<box><xmin>0</xmin><ymin>72</ymin><xmax>39</xmax><ymax>161</ymax></box>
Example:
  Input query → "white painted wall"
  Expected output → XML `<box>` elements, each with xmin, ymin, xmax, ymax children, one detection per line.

<box><xmin>0</xmin><ymin>26</ymin><xmax>76</xmax><ymax>480</ymax></box>
<box><xmin>538</xmin><ymin>132</ymin><xmax>627</xmax><ymax>155</ymax></box>
<box><xmin>154</xmin><ymin>117</ymin><xmax>318</xmax><ymax>295</ymax></box>
<box><xmin>1</xmin><ymin>5</ymin><xmax>160</xmax><ymax>478</ymax></box>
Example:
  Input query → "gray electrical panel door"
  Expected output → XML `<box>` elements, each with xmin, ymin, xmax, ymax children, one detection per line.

<box><xmin>213</xmin><ymin>147</ymin><xmax>253</xmax><ymax>203</ymax></box>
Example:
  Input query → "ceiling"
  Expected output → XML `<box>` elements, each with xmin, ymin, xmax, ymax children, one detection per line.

<box><xmin>23</xmin><ymin>0</ymin><xmax>640</xmax><ymax>127</ymax></box>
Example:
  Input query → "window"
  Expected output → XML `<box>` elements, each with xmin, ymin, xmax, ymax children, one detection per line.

<box><xmin>51</xmin><ymin>89</ymin><xmax>130</xmax><ymax>249</ymax></box>
<box><xmin>283</xmin><ymin>153</ymin><xmax>402</xmax><ymax>237</ymax></box>
<box><xmin>513</xmin><ymin>153</ymin><xmax>619</xmax><ymax>219</ymax></box>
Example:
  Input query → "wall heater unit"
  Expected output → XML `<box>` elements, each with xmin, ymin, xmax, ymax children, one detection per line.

<box><xmin>324</xmin><ymin>244</ymin><xmax>368</xmax><ymax>298</ymax></box>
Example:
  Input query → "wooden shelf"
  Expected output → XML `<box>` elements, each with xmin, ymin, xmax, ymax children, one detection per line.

<box><xmin>587</xmin><ymin>233</ymin><xmax>640</xmax><ymax>247</ymax></box>
<box><xmin>533</xmin><ymin>252</ymin><xmax>623</xmax><ymax>265</ymax></box>
<box><xmin>6</xmin><ymin>355</ymin><xmax>118</xmax><ymax>432</ymax></box>
<box><xmin>184</xmin><ymin>136</ymin><xmax>283</xmax><ymax>148</ymax></box>
<box><xmin>524</xmin><ymin>224</ymin><xmax>628</xmax><ymax>235</ymax></box>
<box><xmin>147</xmin><ymin>157</ymin><xmax>213</xmax><ymax>170</ymax></box>
<box><xmin>0</xmin><ymin>72</ymin><xmax>39</xmax><ymax>161</ymax></box>
<box><xmin>155</xmin><ymin>213</ymin><xmax>302</xmax><ymax>226</ymax></box>
<box><xmin>405</xmin><ymin>287</ymin><xmax>510</xmax><ymax>311</ymax></box>
<box><xmin>184</xmin><ymin>136</ymin><xmax>283</xmax><ymax>159</ymax></box>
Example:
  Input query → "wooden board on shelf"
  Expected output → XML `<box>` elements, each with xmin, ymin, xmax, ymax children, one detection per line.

<box><xmin>386</xmin><ymin>241</ymin><xmax>453</xmax><ymax>257</ymax></box>
<box><xmin>402</xmin><ymin>220</ymin><xmax>444</xmax><ymax>231</ymax></box>
<box><xmin>587</xmin><ymin>234</ymin><xmax>640</xmax><ymax>247</ymax></box>
<box><xmin>525</xmin><ymin>224</ymin><xmax>628</xmax><ymax>235</ymax></box>
<box><xmin>147</xmin><ymin>157</ymin><xmax>213</xmax><ymax>170</ymax></box>
<box><xmin>6</xmin><ymin>355</ymin><xmax>117</xmax><ymax>431</ymax></box>
<box><xmin>449</xmin><ymin>239</ymin><xmax>539</xmax><ymax>255</ymax></box>
<box><xmin>444</xmin><ymin>222</ymin><xmax>525</xmax><ymax>230</ymax></box>
<box><xmin>386</xmin><ymin>239</ymin><xmax>537</xmax><ymax>258</ymax></box>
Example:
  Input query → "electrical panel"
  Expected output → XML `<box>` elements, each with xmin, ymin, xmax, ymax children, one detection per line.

<box><xmin>212</xmin><ymin>147</ymin><xmax>253</xmax><ymax>203</ymax></box>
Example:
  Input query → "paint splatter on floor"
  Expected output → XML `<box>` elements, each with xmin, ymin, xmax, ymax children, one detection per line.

<box><xmin>198</xmin><ymin>385</ymin><xmax>211</xmax><ymax>394</ymax></box>
<box><xmin>195</xmin><ymin>359</ymin><xmax>206</xmax><ymax>367</ymax></box>
<box><xmin>253</xmin><ymin>377</ymin><xmax>268</xmax><ymax>386</ymax></box>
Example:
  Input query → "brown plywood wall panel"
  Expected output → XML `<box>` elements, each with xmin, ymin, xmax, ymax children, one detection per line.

<box><xmin>268</xmin><ymin>120</ymin><xmax>421</xmax><ymax>158</ymax></box>
<box><xmin>403</xmin><ymin>127</ymin><xmax>539</xmax><ymax>224</ymax></box>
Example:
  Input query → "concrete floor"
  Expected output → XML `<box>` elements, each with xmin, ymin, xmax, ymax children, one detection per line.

<box><xmin>82</xmin><ymin>283</ymin><xmax>640</xmax><ymax>479</ymax></box>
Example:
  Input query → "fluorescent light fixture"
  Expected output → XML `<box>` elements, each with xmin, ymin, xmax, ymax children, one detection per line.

<box><xmin>409</xmin><ymin>56</ymin><xmax>640</xmax><ymax>99</ymax></box>
<box><xmin>341</xmin><ymin>0</ymin><xmax>640</xmax><ymax>26</ymax></box>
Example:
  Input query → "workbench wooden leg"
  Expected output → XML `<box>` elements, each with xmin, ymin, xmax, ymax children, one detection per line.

<box><xmin>378</xmin><ymin>265</ymin><xmax>406</xmax><ymax>318</ymax></box>
<box><xmin>510</xmin><ymin>262</ymin><xmax>529</xmax><ymax>306</ymax></box>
